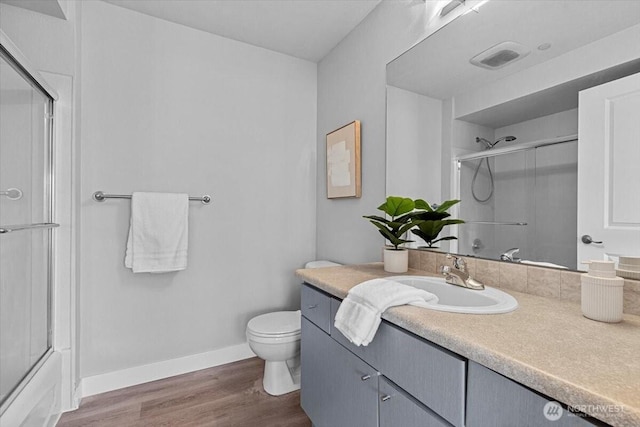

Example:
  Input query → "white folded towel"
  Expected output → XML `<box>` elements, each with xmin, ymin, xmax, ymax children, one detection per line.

<box><xmin>334</xmin><ymin>278</ymin><xmax>438</xmax><ymax>347</ymax></box>
<box><xmin>124</xmin><ymin>192</ymin><xmax>189</xmax><ymax>273</ymax></box>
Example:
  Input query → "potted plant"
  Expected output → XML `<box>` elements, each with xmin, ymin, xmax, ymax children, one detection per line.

<box><xmin>364</xmin><ymin>196</ymin><xmax>419</xmax><ymax>273</ymax></box>
<box><xmin>410</xmin><ymin>199</ymin><xmax>464</xmax><ymax>248</ymax></box>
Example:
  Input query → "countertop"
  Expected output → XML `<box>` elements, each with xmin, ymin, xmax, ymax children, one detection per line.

<box><xmin>296</xmin><ymin>263</ymin><xmax>640</xmax><ymax>427</ymax></box>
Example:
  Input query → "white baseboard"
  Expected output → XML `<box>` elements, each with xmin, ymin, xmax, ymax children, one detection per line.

<box><xmin>72</xmin><ymin>382</ymin><xmax>82</xmax><ymax>408</ymax></box>
<box><xmin>80</xmin><ymin>342</ymin><xmax>255</xmax><ymax>398</ymax></box>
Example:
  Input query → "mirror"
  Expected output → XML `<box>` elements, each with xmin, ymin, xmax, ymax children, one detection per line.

<box><xmin>386</xmin><ymin>0</ymin><xmax>640</xmax><ymax>270</ymax></box>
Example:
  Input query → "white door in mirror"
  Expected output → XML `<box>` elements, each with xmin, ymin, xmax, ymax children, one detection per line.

<box><xmin>578</xmin><ymin>72</ymin><xmax>640</xmax><ymax>262</ymax></box>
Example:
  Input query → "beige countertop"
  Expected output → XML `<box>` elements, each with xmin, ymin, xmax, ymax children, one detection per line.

<box><xmin>296</xmin><ymin>263</ymin><xmax>640</xmax><ymax>427</ymax></box>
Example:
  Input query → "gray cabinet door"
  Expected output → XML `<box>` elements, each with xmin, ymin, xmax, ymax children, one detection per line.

<box><xmin>379</xmin><ymin>377</ymin><xmax>452</xmax><ymax>427</ymax></box>
<box><xmin>371</xmin><ymin>322</ymin><xmax>466</xmax><ymax>427</ymax></box>
<box><xmin>466</xmin><ymin>362</ymin><xmax>601</xmax><ymax>427</ymax></box>
<box><xmin>301</xmin><ymin>317</ymin><xmax>379</xmax><ymax>427</ymax></box>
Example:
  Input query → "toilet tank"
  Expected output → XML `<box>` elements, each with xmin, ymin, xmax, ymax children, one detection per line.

<box><xmin>304</xmin><ymin>260</ymin><xmax>341</xmax><ymax>269</ymax></box>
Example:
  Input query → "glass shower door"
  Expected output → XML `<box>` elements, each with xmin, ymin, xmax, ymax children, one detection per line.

<box><xmin>0</xmin><ymin>49</ymin><xmax>54</xmax><ymax>409</ymax></box>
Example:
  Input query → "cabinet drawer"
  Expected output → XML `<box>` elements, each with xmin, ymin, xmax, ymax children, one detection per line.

<box><xmin>467</xmin><ymin>362</ymin><xmax>601</xmax><ymax>427</ymax></box>
<box><xmin>379</xmin><ymin>377</ymin><xmax>452</xmax><ymax>427</ymax></box>
<box><xmin>374</xmin><ymin>322</ymin><xmax>466</xmax><ymax>427</ymax></box>
<box><xmin>330</xmin><ymin>298</ymin><xmax>466</xmax><ymax>427</ymax></box>
<box><xmin>301</xmin><ymin>284</ymin><xmax>331</xmax><ymax>333</ymax></box>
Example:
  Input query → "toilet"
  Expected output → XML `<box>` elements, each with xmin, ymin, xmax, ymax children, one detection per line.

<box><xmin>246</xmin><ymin>260</ymin><xmax>341</xmax><ymax>396</ymax></box>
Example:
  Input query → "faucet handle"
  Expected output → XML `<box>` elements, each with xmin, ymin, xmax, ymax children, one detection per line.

<box><xmin>446</xmin><ymin>253</ymin><xmax>466</xmax><ymax>271</ymax></box>
<box><xmin>500</xmin><ymin>248</ymin><xmax>520</xmax><ymax>262</ymax></box>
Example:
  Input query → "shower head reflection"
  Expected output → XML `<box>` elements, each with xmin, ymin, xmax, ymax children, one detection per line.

<box><xmin>475</xmin><ymin>135</ymin><xmax>516</xmax><ymax>149</ymax></box>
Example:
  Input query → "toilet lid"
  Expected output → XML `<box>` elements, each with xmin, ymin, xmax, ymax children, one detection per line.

<box><xmin>247</xmin><ymin>310</ymin><xmax>301</xmax><ymax>337</ymax></box>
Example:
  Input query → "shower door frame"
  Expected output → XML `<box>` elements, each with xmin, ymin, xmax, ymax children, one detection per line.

<box><xmin>0</xmin><ymin>30</ymin><xmax>65</xmax><ymax>422</ymax></box>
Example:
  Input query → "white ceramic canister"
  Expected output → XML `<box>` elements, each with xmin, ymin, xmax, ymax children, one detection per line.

<box><xmin>581</xmin><ymin>260</ymin><xmax>624</xmax><ymax>323</ymax></box>
<box><xmin>617</xmin><ymin>256</ymin><xmax>640</xmax><ymax>280</ymax></box>
<box><xmin>383</xmin><ymin>247</ymin><xmax>408</xmax><ymax>273</ymax></box>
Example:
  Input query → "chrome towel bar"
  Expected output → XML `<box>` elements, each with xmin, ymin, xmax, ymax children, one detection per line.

<box><xmin>0</xmin><ymin>223</ymin><xmax>60</xmax><ymax>234</ymax></box>
<box><xmin>92</xmin><ymin>191</ymin><xmax>211</xmax><ymax>205</ymax></box>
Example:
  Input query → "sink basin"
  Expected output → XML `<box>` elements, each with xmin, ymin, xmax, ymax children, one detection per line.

<box><xmin>386</xmin><ymin>275</ymin><xmax>518</xmax><ymax>314</ymax></box>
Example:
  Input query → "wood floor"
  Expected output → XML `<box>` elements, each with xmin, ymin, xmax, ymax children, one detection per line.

<box><xmin>57</xmin><ymin>357</ymin><xmax>311</xmax><ymax>427</ymax></box>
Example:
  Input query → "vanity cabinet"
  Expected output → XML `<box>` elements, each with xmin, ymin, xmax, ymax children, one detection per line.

<box><xmin>466</xmin><ymin>362</ymin><xmax>601</xmax><ymax>427</ymax></box>
<box><xmin>300</xmin><ymin>284</ymin><xmax>604</xmax><ymax>427</ymax></box>
<box><xmin>301</xmin><ymin>284</ymin><xmax>461</xmax><ymax>427</ymax></box>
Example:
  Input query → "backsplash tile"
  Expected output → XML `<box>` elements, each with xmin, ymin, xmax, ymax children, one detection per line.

<box><xmin>527</xmin><ymin>266</ymin><xmax>561</xmax><ymax>298</ymax></box>
<box><xmin>420</xmin><ymin>251</ymin><xmax>437</xmax><ymax>273</ymax></box>
<box><xmin>623</xmin><ymin>280</ymin><xmax>640</xmax><ymax>316</ymax></box>
<box><xmin>408</xmin><ymin>249</ymin><xmax>420</xmax><ymax>270</ymax></box>
<box><xmin>435</xmin><ymin>253</ymin><xmax>448</xmax><ymax>274</ymax></box>
<box><xmin>476</xmin><ymin>259</ymin><xmax>500</xmax><ymax>286</ymax></box>
<box><xmin>498</xmin><ymin>262</ymin><xmax>527</xmax><ymax>293</ymax></box>
<box><xmin>560</xmin><ymin>271</ymin><xmax>582</xmax><ymax>303</ymax></box>
<box><xmin>407</xmin><ymin>248</ymin><xmax>640</xmax><ymax>316</ymax></box>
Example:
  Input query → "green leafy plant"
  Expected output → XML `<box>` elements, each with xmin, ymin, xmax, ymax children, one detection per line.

<box><xmin>363</xmin><ymin>196</ymin><xmax>419</xmax><ymax>250</ymax></box>
<box><xmin>410</xmin><ymin>199</ymin><xmax>464</xmax><ymax>248</ymax></box>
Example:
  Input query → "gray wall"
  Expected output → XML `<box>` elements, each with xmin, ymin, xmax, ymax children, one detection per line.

<box><xmin>316</xmin><ymin>0</ymin><xmax>432</xmax><ymax>264</ymax></box>
<box><xmin>79</xmin><ymin>1</ymin><xmax>317</xmax><ymax>378</ymax></box>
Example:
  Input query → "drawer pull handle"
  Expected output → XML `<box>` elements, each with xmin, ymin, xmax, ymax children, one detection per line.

<box><xmin>361</xmin><ymin>374</ymin><xmax>371</xmax><ymax>381</ymax></box>
<box><xmin>307</xmin><ymin>304</ymin><xmax>318</xmax><ymax>309</ymax></box>
<box><xmin>381</xmin><ymin>395</ymin><xmax>391</xmax><ymax>402</ymax></box>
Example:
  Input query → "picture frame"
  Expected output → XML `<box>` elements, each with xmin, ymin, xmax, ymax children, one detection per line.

<box><xmin>326</xmin><ymin>120</ymin><xmax>361</xmax><ymax>199</ymax></box>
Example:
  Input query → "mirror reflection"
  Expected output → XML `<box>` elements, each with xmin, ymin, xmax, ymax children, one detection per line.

<box><xmin>386</xmin><ymin>0</ymin><xmax>640</xmax><ymax>271</ymax></box>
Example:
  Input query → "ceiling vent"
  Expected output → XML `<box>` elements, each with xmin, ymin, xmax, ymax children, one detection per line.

<box><xmin>470</xmin><ymin>41</ymin><xmax>531</xmax><ymax>70</ymax></box>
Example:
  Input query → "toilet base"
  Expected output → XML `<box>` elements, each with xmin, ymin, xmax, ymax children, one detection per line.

<box><xmin>262</xmin><ymin>356</ymin><xmax>300</xmax><ymax>396</ymax></box>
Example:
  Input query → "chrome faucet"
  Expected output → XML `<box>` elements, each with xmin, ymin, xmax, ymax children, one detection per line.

<box><xmin>500</xmin><ymin>248</ymin><xmax>521</xmax><ymax>262</ymax></box>
<box><xmin>440</xmin><ymin>254</ymin><xmax>485</xmax><ymax>290</ymax></box>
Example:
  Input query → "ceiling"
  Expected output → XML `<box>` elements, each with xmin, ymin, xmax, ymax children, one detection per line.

<box><xmin>387</xmin><ymin>0</ymin><xmax>640</xmax><ymax>100</ymax></box>
<box><xmin>0</xmin><ymin>0</ymin><xmax>67</xmax><ymax>19</ymax></box>
<box><xmin>102</xmin><ymin>0</ymin><xmax>382</xmax><ymax>62</ymax></box>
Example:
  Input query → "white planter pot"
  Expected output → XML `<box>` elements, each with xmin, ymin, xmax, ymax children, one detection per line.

<box><xmin>383</xmin><ymin>248</ymin><xmax>408</xmax><ymax>273</ymax></box>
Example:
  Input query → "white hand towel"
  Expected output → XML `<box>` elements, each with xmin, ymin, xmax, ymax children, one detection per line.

<box><xmin>334</xmin><ymin>278</ymin><xmax>438</xmax><ymax>347</ymax></box>
<box><xmin>124</xmin><ymin>192</ymin><xmax>189</xmax><ymax>273</ymax></box>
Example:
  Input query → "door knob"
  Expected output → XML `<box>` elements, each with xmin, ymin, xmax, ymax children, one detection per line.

<box><xmin>380</xmin><ymin>395</ymin><xmax>391</xmax><ymax>402</ymax></box>
<box><xmin>581</xmin><ymin>235</ymin><xmax>603</xmax><ymax>244</ymax></box>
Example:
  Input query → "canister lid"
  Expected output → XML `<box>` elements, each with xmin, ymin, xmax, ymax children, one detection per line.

<box><xmin>582</xmin><ymin>260</ymin><xmax>616</xmax><ymax>278</ymax></box>
<box><xmin>618</xmin><ymin>256</ymin><xmax>640</xmax><ymax>271</ymax></box>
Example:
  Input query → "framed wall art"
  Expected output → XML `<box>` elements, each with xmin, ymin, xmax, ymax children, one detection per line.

<box><xmin>326</xmin><ymin>120</ymin><xmax>361</xmax><ymax>199</ymax></box>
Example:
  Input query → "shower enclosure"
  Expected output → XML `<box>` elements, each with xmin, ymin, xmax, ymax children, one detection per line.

<box><xmin>0</xmin><ymin>45</ymin><xmax>56</xmax><ymax>411</ymax></box>
<box><xmin>456</xmin><ymin>136</ymin><xmax>578</xmax><ymax>270</ymax></box>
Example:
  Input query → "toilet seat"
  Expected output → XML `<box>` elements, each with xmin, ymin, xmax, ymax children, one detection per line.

<box><xmin>247</xmin><ymin>310</ymin><xmax>301</xmax><ymax>339</ymax></box>
<box><xmin>246</xmin><ymin>330</ymin><xmax>301</xmax><ymax>345</ymax></box>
